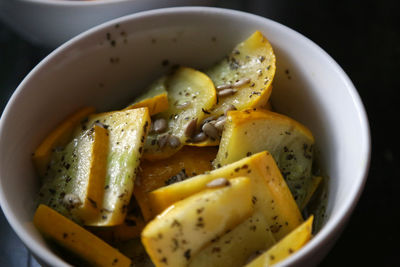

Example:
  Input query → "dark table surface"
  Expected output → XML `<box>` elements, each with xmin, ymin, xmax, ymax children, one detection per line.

<box><xmin>1</xmin><ymin>0</ymin><xmax>398</xmax><ymax>266</ymax></box>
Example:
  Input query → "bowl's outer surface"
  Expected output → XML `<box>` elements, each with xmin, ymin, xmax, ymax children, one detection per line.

<box><xmin>0</xmin><ymin>7</ymin><xmax>370</xmax><ymax>267</ymax></box>
<box><xmin>0</xmin><ymin>0</ymin><xmax>215</xmax><ymax>48</ymax></box>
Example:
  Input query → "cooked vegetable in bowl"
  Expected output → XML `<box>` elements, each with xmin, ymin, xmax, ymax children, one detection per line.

<box><xmin>31</xmin><ymin>31</ymin><xmax>324</xmax><ymax>266</ymax></box>
<box><xmin>0</xmin><ymin>7</ymin><xmax>370</xmax><ymax>267</ymax></box>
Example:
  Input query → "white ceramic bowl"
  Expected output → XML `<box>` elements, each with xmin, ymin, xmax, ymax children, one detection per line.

<box><xmin>0</xmin><ymin>7</ymin><xmax>370</xmax><ymax>267</ymax></box>
<box><xmin>0</xmin><ymin>0</ymin><xmax>215</xmax><ymax>48</ymax></box>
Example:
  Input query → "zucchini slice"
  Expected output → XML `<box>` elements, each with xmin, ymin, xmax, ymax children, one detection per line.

<box><xmin>143</xmin><ymin>67</ymin><xmax>217</xmax><ymax>160</ymax></box>
<box><xmin>149</xmin><ymin>151</ymin><xmax>303</xmax><ymax>241</ymax></box>
<box><xmin>214</xmin><ymin>108</ymin><xmax>315</xmax><ymax>208</ymax></box>
<box><xmin>82</xmin><ymin>108</ymin><xmax>151</xmax><ymax>226</ymax></box>
<box><xmin>206</xmin><ymin>31</ymin><xmax>276</xmax><ymax>117</ymax></box>
<box><xmin>33</xmin><ymin>204</ymin><xmax>132</xmax><ymax>267</ymax></box>
<box><xmin>37</xmin><ymin>124</ymin><xmax>109</xmax><ymax>224</ymax></box>
<box><xmin>190</xmin><ymin>211</ymin><xmax>276</xmax><ymax>267</ymax></box>
<box><xmin>245</xmin><ymin>215</ymin><xmax>313</xmax><ymax>267</ymax></box>
<box><xmin>142</xmin><ymin>177</ymin><xmax>253</xmax><ymax>267</ymax></box>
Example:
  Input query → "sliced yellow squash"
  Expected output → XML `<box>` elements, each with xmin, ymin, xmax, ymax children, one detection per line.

<box><xmin>142</xmin><ymin>177</ymin><xmax>253</xmax><ymax>267</ymax></box>
<box><xmin>134</xmin><ymin>146</ymin><xmax>217</xmax><ymax>221</ymax></box>
<box><xmin>301</xmin><ymin>176</ymin><xmax>322</xmax><ymax>210</ymax></box>
<box><xmin>78</xmin><ymin>125</ymin><xmax>109</xmax><ymax>223</ymax></box>
<box><xmin>214</xmin><ymin>108</ymin><xmax>315</xmax><ymax>208</ymax></box>
<box><xmin>89</xmin><ymin>213</ymin><xmax>146</xmax><ymax>243</ymax></box>
<box><xmin>33</xmin><ymin>204</ymin><xmax>131</xmax><ymax>267</ymax></box>
<box><xmin>186</xmin><ymin>138</ymin><xmax>219</xmax><ymax>147</ymax></box>
<box><xmin>33</xmin><ymin>106</ymin><xmax>95</xmax><ymax>177</ymax></box>
<box><xmin>124</xmin><ymin>76</ymin><xmax>169</xmax><ymax>115</ymax></box>
<box><xmin>149</xmin><ymin>151</ymin><xmax>303</xmax><ymax>241</ymax></box>
<box><xmin>206</xmin><ymin>31</ymin><xmax>276</xmax><ymax>117</ymax></box>
<box><xmin>37</xmin><ymin>124</ymin><xmax>109</xmax><ymax>224</ymax></box>
<box><xmin>245</xmin><ymin>215</ymin><xmax>313</xmax><ymax>267</ymax></box>
<box><xmin>81</xmin><ymin>108</ymin><xmax>151</xmax><ymax>226</ymax></box>
<box><xmin>189</xmin><ymin>211</ymin><xmax>276</xmax><ymax>267</ymax></box>
<box><xmin>143</xmin><ymin>67</ymin><xmax>217</xmax><ymax>160</ymax></box>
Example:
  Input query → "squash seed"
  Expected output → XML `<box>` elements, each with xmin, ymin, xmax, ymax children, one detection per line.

<box><xmin>157</xmin><ymin>134</ymin><xmax>169</xmax><ymax>149</ymax></box>
<box><xmin>202</xmin><ymin>122</ymin><xmax>219</xmax><ymax>139</ymax></box>
<box><xmin>192</xmin><ymin>132</ymin><xmax>207</xmax><ymax>143</ymax></box>
<box><xmin>214</xmin><ymin>116</ymin><xmax>226</xmax><ymax>132</ymax></box>
<box><xmin>153</xmin><ymin>118</ymin><xmax>167</xmax><ymax>133</ymax></box>
<box><xmin>206</xmin><ymin>177</ymin><xmax>230</xmax><ymax>188</ymax></box>
<box><xmin>216</xmin><ymin>78</ymin><xmax>251</xmax><ymax>91</ymax></box>
<box><xmin>168</xmin><ymin>135</ymin><xmax>181</xmax><ymax>148</ymax></box>
<box><xmin>218</xmin><ymin>88</ymin><xmax>237</xmax><ymax>97</ymax></box>
<box><xmin>201</xmin><ymin>116</ymin><xmax>216</xmax><ymax>127</ymax></box>
<box><xmin>233</xmin><ymin>78</ymin><xmax>251</xmax><ymax>87</ymax></box>
<box><xmin>184</xmin><ymin>118</ymin><xmax>198</xmax><ymax>138</ymax></box>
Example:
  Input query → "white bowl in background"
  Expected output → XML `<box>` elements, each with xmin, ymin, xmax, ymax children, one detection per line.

<box><xmin>0</xmin><ymin>7</ymin><xmax>370</xmax><ymax>267</ymax></box>
<box><xmin>0</xmin><ymin>0</ymin><xmax>215</xmax><ymax>48</ymax></box>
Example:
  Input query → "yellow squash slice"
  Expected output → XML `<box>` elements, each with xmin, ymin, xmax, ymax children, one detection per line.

<box><xmin>124</xmin><ymin>76</ymin><xmax>169</xmax><ymax>116</ymax></box>
<box><xmin>89</xmin><ymin>213</ymin><xmax>146</xmax><ymax>243</ymax></box>
<box><xmin>81</xmin><ymin>108</ymin><xmax>151</xmax><ymax>226</ymax></box>
<box><xmin>186</xmin><ymin>31</ymin><xmax>276</xmax><ymax>147</ymax></box>
<box><xmin>245</xmin><ymin>215</ymin><xmax>313</xmax><ymax>267</ymax></box>
<box><xmin>301</xmin><ymin>176</ymin><xmax>322</xmax><ymax>210</ymax></box>
<box><xmin>143</xmin><ymin>67</ymin><xmax>217</xmax><ymax>160</ymax></box>
<box><xmin>78</xmin><ymin>125</ymin><xmax>109</xmax><ymax>223</ymax></box>
<box><xmin>189</xmin><ymin>211</ymin><xmax>276</xmax><ymax>267</ymax></box>
<box><xmin>142</xmin><ymin>177</ymin><xmax>253</xmax><ymax>267</ymax></box>
<box><xmin>186</xmin><ymin>138</ymin><xmax>219</xmax><ymax>147</ymax></box>
<box><xmin>134</xmin><ymin>146</ymin><xmax>217</xmax><ymax>221</ymax></box>
<box><xmin>33</xmin><ymin>106</ymin><xmax>95</xmax><ymax>177</ymax></box>
<box><xmin>37</xmin><ymin>124</ymin><xmax>109</xmax><ymax>225</ymax></box>
<box><xmin>33</xmin><ymin>204</ymin><xmax>131</xmax><ymax>267</ymax></box>
<box><xmin>206</xmin><ymin>30</ymin><xmax>276</xmax><ymax>117</ymax></box>
<box><xmin>214</xmin><ymin>109</ymin><xmax>315</xmax><ymax>208</ymax></box>
<box><xmin>149</xmin><ymin>151</ymin><xmax>303</xmax><ymax>241</ymax></box>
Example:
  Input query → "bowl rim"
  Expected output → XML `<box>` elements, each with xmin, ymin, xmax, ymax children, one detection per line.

<box><xmin>0</xmin><ymin>6</ymin><xmax>371</xmax><ymax>267</ymax></box>
<box><xmin>16</xmin><ymin>0</ymin><xmax>159</xmax><ymax>7</ymax></box>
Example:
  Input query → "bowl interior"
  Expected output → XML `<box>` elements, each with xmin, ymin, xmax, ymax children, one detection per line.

<box><xmin>0</xmin><ymin>7</ymin><xmax>370</xmax><ymax>267</ymax></box>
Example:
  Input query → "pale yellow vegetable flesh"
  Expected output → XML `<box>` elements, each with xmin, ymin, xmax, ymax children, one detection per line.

<box><xmin>142</xmin><ymin>177</ymin><xmax>253</xmax><ymax>267</ymax></box>
<box><xmin>37</xmin><ymin>124</ymin><xmax>109</xmax><ymax>225</ymax></box>
<box><xmin>33</xmin><ymin>106</ymin><xmax>95</xmax><ymax>177</ymax></box>
<box><xmin>76</xmin><ymin>125</ymin><xmax>109</xmax><ymax>224</ymax></box>
<box><xmin>33</xmin><ymin>204</ymin><xmax>132</xmax><ymax>267</ymax></box>
<box><xmin>82</xmin><ymin>108</ymin><xmax>151</xmax><ymax>226</ymax></box>
<box><xmin>206</xmin><ymin>30</ymin><xmax>276</xmax><ymax>117</ymax></box>
<box><xmin>186</xmin><ymin>30</ymin><xmax>276</xmax><ymax>148</ymax></box>
<box><xmin>143</xmin><ymin>67</ymin><xmax>217</xmax><ymax>160</ymax></box>
<box><xmin>245</xmin><ymin>215</ymin><xmax>314</xmax><ymax>267</ymax></box>
<box><xmin>149</xmin><ymin>151</ymin><xmax>303</xmax><ymax>241</ymax></box>
<box><xmin>189</xmin><ymin>211</ymin><xmax>276</xmax><ymax>267</ymax></box>
<box><xmin>301</xmin><ymin>176</ymin><xmax>322</xmax><ymax>210</ymax></box>
<box><xmin>214</xmin><ymin>108</ymin><xmax>315</xmax><ymax>208</ymax></box>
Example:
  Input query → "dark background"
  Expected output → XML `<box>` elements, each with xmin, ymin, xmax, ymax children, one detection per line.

<box><xmin>1</xmin><ymin>0</ymin><xmax>398</xmax><ymax>266</ymax></box>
